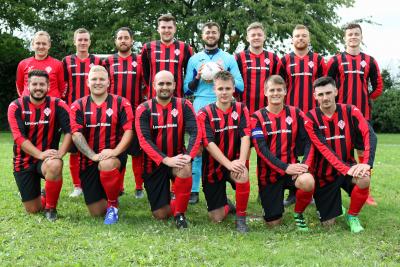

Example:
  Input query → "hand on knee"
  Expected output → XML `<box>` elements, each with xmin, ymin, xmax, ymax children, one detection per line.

<box><xmin>98</xmin><ymin>158</ymin><xmax>120</xmax><ymax>171</ymax></box>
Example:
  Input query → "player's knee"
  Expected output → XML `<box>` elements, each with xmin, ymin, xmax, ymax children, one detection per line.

<box><xmin>176</xmin><ymin>163</ymin><xmax>192</xmax><ymax>178</ymax></box>
<box><xmin>152</xmin><ymin>209</ymin><xmax>170</xmax><ymax>220</ymax></box>
<box><xmin>208</xmin><ymin>208</ymin><xmax>226</xmax><ymax>223</ymax></box>
<box><xmin>295</xmin><ymin>173</ymin><xmax>315</xmax><ymax>192</ymax></box>
<box><xmin>356</xmin><ymin>176</ymin><xmax>370</xmax><ymax>189</ymax></box>
<box><xmin>98</xmin><ymin>158</ymin><xmax>120</xmax><ymax>171</ymax></box>
<box><xmin>44</xmin><ymin>158</ymin><xmax>63</xmax><ymax>177</ymax></box>
<box><xmin>23</xmin><ymin>201</ymin><xmax>42</xmax><ymax>214</ymax></box>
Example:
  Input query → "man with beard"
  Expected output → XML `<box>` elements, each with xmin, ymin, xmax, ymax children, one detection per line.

<box><xmin>136</xmin><ymin>70</ymin><xmax>201</xmax><ymax>229</ymax></box>
<box><xmin>141</xmin><ymin>14</ymin><xmax>193</xmax><ymax>98</ymax></box>
<box><xmin>104</xmin><ymin>27</ymin><xmax>145</xmax><ymax>198</ymax></box>
<box><xmin>184</xmin><ymin>22</ymin><xmax>244</xmax><ymax>204</ymax></box>
<box><xmin>8</xmin><ymin>70</ymin><xmax>72</xmax><ymax>221</ymax></box>
<box><xmin>63</xmin><ymin>28</ymin><xmax>103</xmax><ymax>198</ymax></box>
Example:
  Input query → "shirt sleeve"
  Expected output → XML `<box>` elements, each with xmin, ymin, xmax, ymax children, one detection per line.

<box><xmin>56</xmin><ymin>99</ymin><xmax>71</xmax><ymax>134</ymax></box>
<box><xmin>141</xmin><ymin>45</ymin><xmax>150</xmax><ymax>89</ymax></box>
<box><xmin>119</xmin><ymin>97</ymin><xmax>134</xmax><ymax>131</ymax></box>
<box><xmin>184</xmin><ymin>56</ymin><xmax>198</xmax><ymax>95</ymax></box>
<box><xmin>317</xmin><ymin>54</ymin><xmax>327</xmax><ymax>77</ymax></box>
<box><xmin>16</xmin><ymin>60</ymin><xmax>25</xmax><ymax>97</ymax></box>
<box><xmin>7</xmin><ymin>100</ymin><xmax>27</xmax><ymax>146</ymax></box>
<box><xmin>368</xmin><ymin>57</ymin><xmax>383</xmax><ymax>100</ymax></box>
<box><xmin>183</xmin><ymin>100</ymin><xmax>201</xmax><ymax>159</ymax></box>
<box><xmin>239</xmin><ymin>105</ymin><xmax>251</xmax><ymax>138</ymax></box>
<box><xmin>197</xmin><ymin>108</ymin><xmax>214</xmax><ymax>147</ymax></box>
<box><xmin>70</xmin><ymin>100</ymin><xmax>84</xmax><ymax>134</ymax></box>
<box><xmin>56</xmin><ymin>60</ymin><xmax>67</xmax><ymax>99</ymax></box>
<box><xmin>228</xmin><ymin>54</ymin><xmax>244</xmax><ymax>92</ymax></box>
<box><xmin>326</xmin><ymin>56</ymin><xmax>339</xmax><ymax>81</ymax></box>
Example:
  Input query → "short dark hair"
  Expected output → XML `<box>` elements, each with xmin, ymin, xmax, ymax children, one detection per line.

<box><xmin>158</xmin><ymin>14</ymin><xmax>176</xmax><ymax>25</ymax></box>
<box><xmin>344</xmin><ymin>23</ymin><xmax>362</xmax><ymax>34</ymax></box>
<box><xmin>264</xmin><ymin>75</ymin><xmax>286</xmax><ymax>90</ymax></box>
<box><xmin>313</xmin><ymin>76</ymin><xmax>336</xmax><ymax>90</ymax></box>
<box><xmin>213</xmin><ymin>70</ymin><xmax>235</xmax><ymax>86</ymax></box>
<box><xmin>115</xmin><ymin>27</ymin><xmax>133</xmax><ymax>39</ymax></box>
<box><xmin>28</xmin><ymin>69</ymin><xmax>49</xmax><ymax>83</ymax></box>
<box><xmin>202</xmin><ymin>22</ymin><xmax>220</xmax><ymax>32</ymax></box>
<box><xmin>74</xmin><ymin>28</ymin><xmax>90</xmax><ymax>40</ymax></box>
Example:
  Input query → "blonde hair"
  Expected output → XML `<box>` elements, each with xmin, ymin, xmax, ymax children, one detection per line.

<box><xmin>73</xmin><ymin>28</ymin><xmax>90</xmax><ymax>41</ymax></box>
<box><xmin>247</xmin><ymin>22</ymin><xmax>265</xmax><ymax>33</ymax></box>
<box><xmin>31</xmin><ymin>31</ymin><xmax>51</xmax><ymax>45</ymax></box>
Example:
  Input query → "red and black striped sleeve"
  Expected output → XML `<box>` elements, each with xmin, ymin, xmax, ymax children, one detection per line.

<box><xmin>70</xmin><ymin>99</ymin><xmax>84</xmax><ymax>134</ymax></box>
<box><xmin>197</xmin><ymin>107</ymin><xmax>214</xmax><ymax>147</ymax></box>
<box><xmin>7</xmin><ymin>99</ymin><xmax>27</xmax><ymax>146</ymax></box>
<box><xmin>141</xmin><ymin>44</ymin><xmax>150</xmax><ymax>88</ymax></box>
<box><xmin>135</xmin><ymin>102</ymin><xmax>166</xmax><ymax>165</ymax></box>
<box><xmin>317</xmin><ymin>54</ymin><xmax>327</xmax><ymax>77</ymax></box>
<box><xmin>295</xmin><ymin>109</ymin><xmax>311</xmax><ymax>159</ymax></box>
<box><xmin>250</xmin><ymin>114</ymin><xmax>288</xmax><ymax>175</ymax></box>
<box><xmin>326</xmin><ymin>55</ymin><xmax>339</xmax><ymax>82</ymax></box>
<box><xmin>239</xmin><ymin>104</ymin><xmax>251</xmax><ymax>138</ymax></box>
<box><xmin>304</xmin><ymin>111</ymin><xmax>351</xmax><ymax>175</ymax></box>
<box><xmin>368</xmin><ymin>56</ymin><xmax>383</xmax><ymax>99</ymax></box>
<box><xmin>119</xmin><ymin>97</ymin><xmax>134</xmax><ymax>131</ymax></box>
<box><xmin>183</xmin><ymin>100</ymin><xmax>201</xmax><ymax>159</ymax></box>
<box><xmin>56</xmin><ymin>99</ymin><xmax>71</xmax><ymax>134</ymax></box>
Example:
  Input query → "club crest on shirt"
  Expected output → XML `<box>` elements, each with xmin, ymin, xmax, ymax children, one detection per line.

<box><xmin>264</xmin><ymin>58</ymin><xmax>270</xmax><ymax>65</ymax></box>
<box><xmin>132</xmin><ymin>61</ymin><xmax>137</xmax><ymax>67</ymax></box>
<box><xmin>106</xmin><ymin>108</ymin><xmax>113</xmax><ymax>117</ymax></box>
<box><xmin>286</xmin><ymin>116</ymin><xmax>293</xmax><ymax>125</ymax></box>
<box><xmin>45</xmin><ymin>66</ymin><xmax>52</xmax><ymax>73</ymax></box>
<box><xmin>174</xmin><ymin>49</ymin><xmax>181</xmax><ymax>56</ymax></box>
<box><xmin>308</xmin><ymin>62</ymin><xmax>314</xmax><ymax>68</ymax></box>
<box><xmin>231</xmin><ymin>111</ymin><xmax>238</xmax><ymax>120</ymax></box>
<box><xmin>171</xmin><ymin>108</ymin><xmax>178</xmax><ymax>117</ymax></box>
<box><xmin>44</xmin><ymin>107</ymin><xmax>51</xmax><ymax>116</ymax></box>
<box><xmin>338</xmin><ymin>120</ymin><xmax>345</xmax><ymax>129</ymax></box>
<box><xmin>360</xmin><ymin>60</ymin><xmax>367</xmax><ymax>68</ymax></box>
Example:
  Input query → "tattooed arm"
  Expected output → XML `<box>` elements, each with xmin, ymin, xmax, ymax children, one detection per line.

<box><xmin>72</xmin><ymin>132</ymin><xmax>99</xmax><ymax>161</ymax></box>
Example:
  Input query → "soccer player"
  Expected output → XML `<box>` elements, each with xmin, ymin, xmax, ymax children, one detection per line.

<box><xmin>8</xmin><ymin>70</ymin><xmax>72</xmax><ymax>221</ymax></box>
<box><xmin>327</xmin><ymin>23</ymin><xmax>382</xmax><ymax>205</ymax></box>
<box><xmin>141</xmin><ymin>14</ymin><xmax>193</xmax><ymax>98</ymax></box>
<box><xmin>184</xmin><ymin>21</ymin><xmax>244</xmax><ymax>204</ymax></box>
<box><xmin>235</xmin><ymin>22</ymin><xmax>283</xmax><ymax>115</ymax></box>
<box><xmin>304</xmin><ymin>76</ymin><xmax>377</xmax><ymax>233</ymax></box>
<box><xmin>104</xmin><ymin>27</ymin><xmax>145</xmax><ymax>199</ymax></box>
<box><xmin>63</xmin><ymin>28</ymin><xmax>103</xmax><ymax>197</ymax></box>
<box><xmin>251</xmin><ymin>75</ymin><xmax>315</xmax><ymax>231</ymax></box>
<box><xmin>135</xmin><ymin>70</ymin><xmax>201</xmax><ymax>229</ymax></box>
<box><xmin>280</xmin><ymin>24</ymin><xmax>326</xmax><ymax>206</ymax></box>
<box><xmin>197</xmin><ymin>71</ymin><xmax>251</xmax><ymax>233</ymax></box>
<box><xmin>16</xmin><ymin>31</ymin><xmax>65</xmax><ymax>98</ymax></box>
<box><xmin>70</xmin><ymin>65</ymin><xmax>133</xmax><ymax>225</ymax></box>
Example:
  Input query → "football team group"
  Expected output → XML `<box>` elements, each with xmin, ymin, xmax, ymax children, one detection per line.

<box><xmin>8</xmin><ymin>14</ymin><xmax>382</xmax><ymax>233</ymax></box>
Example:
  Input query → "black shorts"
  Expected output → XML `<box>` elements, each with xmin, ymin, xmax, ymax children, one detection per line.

<box><xmin>80</xmin><ymin>154</ymin><xmax>127</xmax><ymax>205</ymax></box>
<box><xmin>14</xmin><ymin>161</ymin><xmax>44</xmax><ymax>202</ymax></box>
<box><xmin>126</xmin><ymin>134</ymin><xmax>141</xmax><ymax>156</ymax></box>
<box><xmin>143</xmin><ymin>164</ymin><xmax>174</xmax><ymax>211</ymax></box>
<box><xmin>69</xmin><ymin>143</ymin><xmax>79</xmax><ymax>154</ymax></box>
<box><xmin>259</xmin><ymin>175</ymin><xmax>294</xmax><ymax>222</ymax></box>
<box><xmin>314</xmin><ymin>175</ymin><xmax>355</xmax><ymax>222</ymax></box>
<box><xmin>202</xmin><ymin>169</ymin><xmax>236</xmax><ymax>212</ymax></box>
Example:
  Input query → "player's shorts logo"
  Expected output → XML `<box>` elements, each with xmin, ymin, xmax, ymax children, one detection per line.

<box><xmin>45</xmin><ymin>66</ymin><xmax>52</xmax><ymax>73</ymax></box>
<box><xmin>338</xmin><ymin>120</ymin><xmax>345</xmax><ymax>130</ymax></box>
<box><xmin>171</xmin><ymin>108</ymin><xmax>179</xmax><ymax>117</ymax></box>
<box><xmin>285</xmin><ymin>116</ymin><xmax>293</xmax><ymax>125</ymax></box>
<box><xmin>106</xmin><ymin>108</ymin><xmax>113</xmax><ymax>117</ymax></box>
<box><xmin>132</xmin><ymin>61</ymin><xmax>137</xmax><ymax>67</ymax></box>
<box><xmin>231</xmin><ymin>111</ymin><xmax>238</xmax><ymax>120</ymax></box>
<box><xmin>308</xmin><ymin>62</ymin><xmax>314</xmax><ymax>68</ymax></box>
<box><xmin>264</xmin><ymin>58</ymin><xmax>270</xmax><ymax>65</ymax></box>
<box><xmin>44</xmin><ymin>107</ymin><xmax>51</xmax><ymax>116</ymax></box>
<box><xmin>360</xmin><ymin>60</ymin><xmax>367</xmax><ymax>68</ymax></box>
<box><xmin>174</xmin><ymin>49</ymin><xmax>180</xmax><ymax>56</ymax></box>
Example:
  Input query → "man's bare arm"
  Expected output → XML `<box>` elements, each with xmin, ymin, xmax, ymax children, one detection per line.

<box><xmin>72</xmin><ymin>132</ymin><xmax>96</xmax><ymax>160</ymax></box>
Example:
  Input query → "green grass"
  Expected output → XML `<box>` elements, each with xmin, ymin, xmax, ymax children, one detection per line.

<box><xmin>0</xmin><ymin>132</ymin><xmax>399</xmax><ymax>266</ymax></box>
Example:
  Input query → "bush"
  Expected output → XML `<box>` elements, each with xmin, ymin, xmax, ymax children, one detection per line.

<box><xmin>371</xmin><ymin>88</ymin><xmax>400</xmax><ymax>133</ymax></box>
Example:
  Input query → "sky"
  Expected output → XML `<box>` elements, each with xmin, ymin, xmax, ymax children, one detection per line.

<box><xmin>338</xmin><ymin>0</ymin><xmax>399</xmax><ymax>74</ymax></box>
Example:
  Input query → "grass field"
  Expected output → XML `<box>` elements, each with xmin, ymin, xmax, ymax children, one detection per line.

<box><xmin>0</xmin><ymin>132</ymin><xmax>399</xmax><ymax>266</ymax></box>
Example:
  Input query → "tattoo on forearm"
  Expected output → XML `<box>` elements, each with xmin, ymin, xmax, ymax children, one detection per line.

<box><xmin>72</xmin><ymin>133</ymin><xmax>95</xmax><ymax>159</ymax></box>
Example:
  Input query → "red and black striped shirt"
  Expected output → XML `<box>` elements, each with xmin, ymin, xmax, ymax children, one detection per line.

<box><xmin>250</xmin><ymin>105</ymin><xmax>310</xmax><ymax>188</ymax></box>
<box><xmin>135</xmin><ymin>97</ymin><xmax>201</xmax><ymax>175</ymax></box>
<box><xmin>281</xmin><ymin>51</ymin><xmax>326</xmax><ymax>112</ymax></box>
<box><xmin>235</xmin><ymin>50</ymin><xmax>284</xmax><ymax>114</ymax></box>
<box><xmin>103</xmin><ymin>53</ymin><xmax>144</xmax><ymax>110</ymax></box>
<box><xmin>198</xmin><ymin>101</ymin><xmax>251</xmax><ymax>183</ymax></box>
<box><xmin>8</xmin><ymin>96</ymin><xmax>71</xmax><ymax>172</ymax></box>
<box><xmin>62</xmin><ymin>54</ymin><xmax>103</xmax><ymax>105</ymax></box>
<box><xmin>326</xmin><ymin>52</ymin><xmax>383</xmax><ymax>120</ymax></box>
<box><xmin>70</xmin><ymin>94</ymin><xmax>133</xmax><ymax>170</ymax></box>
<box><xmin>141</xmin><ymin>40</ymin><xmax>193</xmax><ymax>98</ymax></box>
<box><xmin>304</xmin><ymin>104</ymin><xmax>377</xmax><ymax>187</ymax></box>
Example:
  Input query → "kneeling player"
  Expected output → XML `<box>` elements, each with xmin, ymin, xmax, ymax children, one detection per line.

<box><xmin>251</xmin><ymin>75</ymin><xmax>314</xmax><ymax>230</ymax></box>
<box><xmin>136</xmin><ymin>71</ymin><xmax>201</xmax><ymax>229</ymax></box>
<box><xmin>198</xmin><ymin>71</ymin><xmax>251</xmax><ymax>233</ymax></box>
<box><xmin>70</xmin><ymin>65</ymin><xmax>133</xmax><ymax>225</ymax></box>
<box><xmin>304</xmin><ymin>77</ymin><xmax>377</xmax><ymax>233</ymax></box>
<box><xmin>8</xmin><ymin>70</ymin><xmax>72</xmax><ymax>221</ymax></box>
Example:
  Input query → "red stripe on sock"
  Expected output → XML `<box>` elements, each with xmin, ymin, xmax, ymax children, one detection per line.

<box><xmin>235</xmin><ymin>181</ymin><xmax>250</xmax><ymax>216</ymax></box>
<box><xmin>174</xmin><ymin>176</ymin><xmax>192</xmax><ymax>216</ymax></box>
<box><xmin>132</xmin><ymin>155</ymin><xmax>144</xmax><ymax>190</ymax></box>
<box><xmin>294</xmin><ymin>188</ymin><xmax>314</xmax><ymax>213</ymax></box>
<box><xmin>100</xmin><ymin>168</ymin><xmax>122</xmax><ymax>208</ymax></box>
<box><xmin>69</xmin><ymin>154</ymin><xmax>81</xmax><ymax>187</ymax></box>
<box><xmin>45</xmin><ymin>179</ymin><xmax>63</xmax><ymax>209</ymax></box>
<box><xmin>348</xmin><ymin>185</ymin><xmax>369</xmax><ymax>216</ymax></box>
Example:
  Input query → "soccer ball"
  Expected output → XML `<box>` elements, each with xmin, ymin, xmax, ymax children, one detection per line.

<box><xmin>201</xmin><ymin>62</ymin><xmax>221</xmax><ymax>81</ymax></box>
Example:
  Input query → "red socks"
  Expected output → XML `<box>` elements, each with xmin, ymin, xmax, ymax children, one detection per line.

<box><xmin>348</xmin><ymin>185</ymin><xmax>369</xmax><ymax>216</ymax></box>
<box><xmin>235</xmin><ymin>181</ymin><xmax>250</xmax><ymax>216</ymax></box>
<box><xmin>169</xmin><ymin>199</ymin><xmax>176</xmax><ymax>217</ymax></box>
<box><xmin>45</xmin><ymin>179</ymin><xmax>63</xmax><ymax>209</ymax></box>
<box><xmin>132</xmin><ymin>155</ymin><xmax>144</xmax><ymax>190</ymax></box>
<box><xmin>294</xmin><ymin>188</ymin><xmax>314</xmax><ymax>213</ymax></box>
<box><xmin>69</xmin><ymin>153</ymin><xmax>81</xmax><ymax>187</ymax></box>
<box><xmin>173</xmin><ymin>176</ymin><xmax>192</xmax><ymax>216</ymax></box>
<box><xmin>100</xmin><ymin>168</ymin><xmax>122</xmax><ymax>208</ymax></box>
<box><xmin>224</xmin><ymin>204</ymin><xmax>230</xmax><ymax>217</ymax></box>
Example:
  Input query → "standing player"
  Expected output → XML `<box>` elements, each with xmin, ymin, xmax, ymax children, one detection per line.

<box><xmin>16</xmin><ymin>31</ymin><xmax>65</xmax><ymax>98</ymax></box>
<box><xmin>136</xmin><ymin>70</ymin><xmax>201</xmax><ymax>229</ymax></box>
<box><xmin>235</xmin><ymin>22</ymin><xmax>283</xmax><ymax>115</ymax></box>
<box><xmin>184</xmin><ymin>21</ymin><xmax>244</xmax><ymax>204</ymax></box>
<box><xmin>280</xmin><ymin>24</ymin><xmax>326</xmax><ymax>206</ymax></box>
<box><xmin>70</xmin><ymin>66</ymin><xmax>133</xmax><ymax>225</ymax></box>
<box><xmin>63</xmin><ymin>28</ymin><xmax>103</xmax><ymax>198</ymax></box>
<box><xmin>104</xmin><ymin>27</ymin><xmax>145</xmax><ymax>198</ymax></box>
<box><xmin>327</xmin><ymin>23</ymin><xmax>382</xmax><ymax>205</ymax></box>
<box><xmin>304</xmin><ymin>77</ymin><xmax>377</xmax><ymax>233</ymax></box>
<box><xmin>8</xmin><ymin>70</ymin><xmax>72</xmax><ymax>221</ymax></box>
<box><xmin>198</xmin><ymin>71</ymin><xmax>251</xmax><ymax>233</ymax></box>
<box><xmin>251</xmin><ymin>75</ymin><xmax>315</xmax><ymax>231</ymax></box>
<box><xmin>141</xmin><ymin>14</ymin><xmax>193</xmax><ymax>98</ymax></box>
